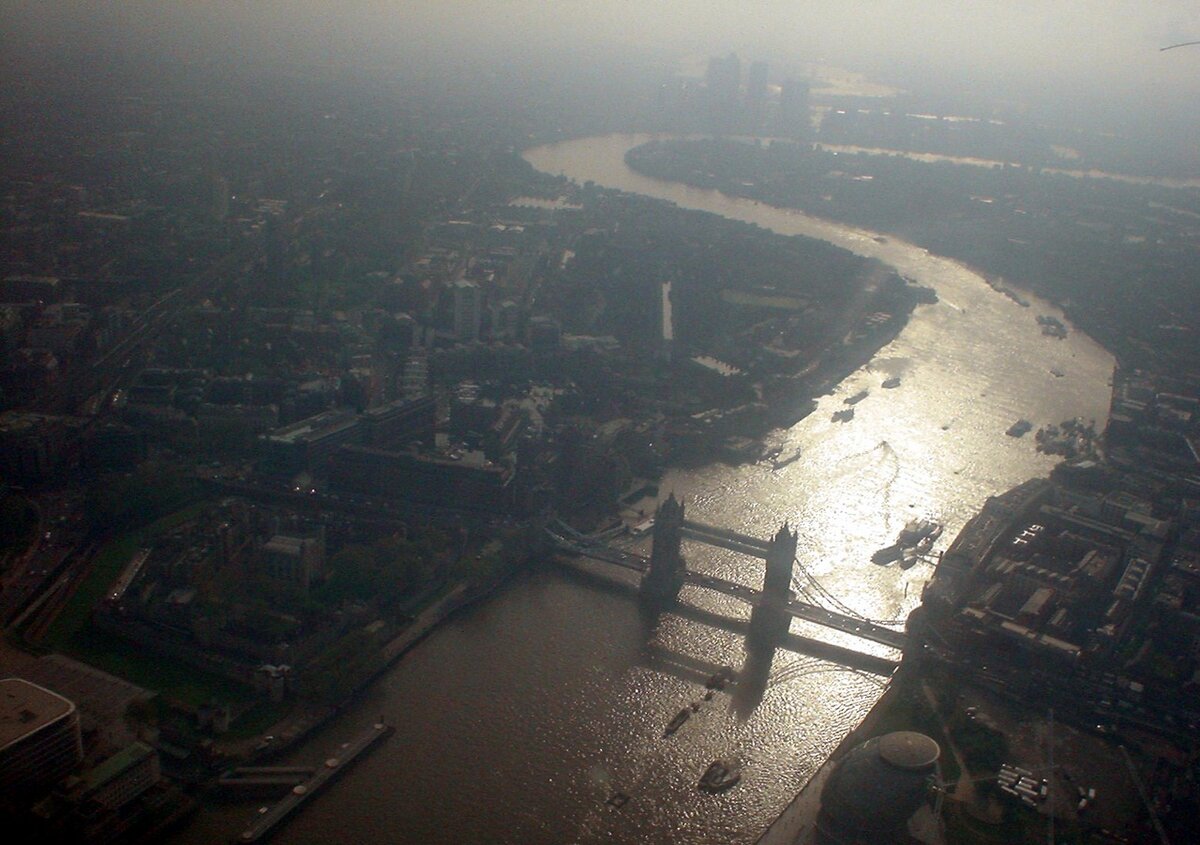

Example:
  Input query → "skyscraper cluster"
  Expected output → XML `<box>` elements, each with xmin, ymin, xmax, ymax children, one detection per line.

<box><xmin>702</xmin><ymin>53</ymin><xmax>809</xmax><ymax>137</ymax></box>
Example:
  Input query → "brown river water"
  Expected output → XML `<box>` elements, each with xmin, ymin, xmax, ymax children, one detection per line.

<box><xmin>171</xmin><ymin>133</ymin><xmax>1114</xmax><ymax>845</ymax></box>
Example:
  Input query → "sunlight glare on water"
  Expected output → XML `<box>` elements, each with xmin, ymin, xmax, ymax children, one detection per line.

<box><xmin>173</xmin><ymin>134</ymin><xmax>1114</xmax><ymax>845</ymax></box>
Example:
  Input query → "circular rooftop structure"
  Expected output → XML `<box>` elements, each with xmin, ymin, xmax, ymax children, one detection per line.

<box><xmin>817</xmin><ymin>731</ymin><xmax>941</xmax><ymax>842</ymax></box>
<box><xmin>879</xmin><ymin>731</ymin><xmax>940</xmax><ymax>770</ymax></box>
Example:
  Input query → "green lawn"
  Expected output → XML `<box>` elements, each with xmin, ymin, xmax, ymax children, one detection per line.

<box><xmin>65</xmin><ymin>628</ymin><xmax>253</xmax><ymax>707</ymax></box>
<box><xmin>41</xmin><ymin>504</ymin><xmax>255</xmax><ymax>709</ymax></box>
<box><xmin>42</xmin><ymin>535</ymin><xmax>139</xmax><ymax>652</ymax></box>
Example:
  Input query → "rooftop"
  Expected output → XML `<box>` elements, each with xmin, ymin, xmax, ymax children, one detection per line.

<box><xmin>878</xmin><ymin>731</ymin><xmax>941</xmax><ymax>771</ymax></box>
<box><xmin>80</xmin><ymin>741</ymin><xmax>155</xmax><ymax>793</ymax></box>
<box><xmin>0</xmin><ymin>678</ymin><xmax>76</xmax><ymax>752</ymax></box>
<box><xmin>265</xmin><ymin>409</ymin><xmax>358</xmax><ymax>445</ymax></box>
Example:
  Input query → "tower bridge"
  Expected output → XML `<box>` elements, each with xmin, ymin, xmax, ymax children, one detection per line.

<box><xmin>545</xmin><ymin>494</ymin><xmax>908</xmax><ymax>655</ymax></box>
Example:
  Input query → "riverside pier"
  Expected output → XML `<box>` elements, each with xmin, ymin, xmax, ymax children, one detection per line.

<box><xmin>236</xmin><ymin>721</ymin><xmax>393</xmax><ymax>843</ymax></box>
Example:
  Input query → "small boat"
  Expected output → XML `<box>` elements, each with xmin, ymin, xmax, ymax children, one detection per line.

<box><xmin>844</xmin><ymin>389</ymin><xmax>869</xmax><ymax>405</ymax></box>
<box><xmin>831</xmin><ymin>408</ymin><xmax>855</xmax><ymax>423</ymax></box>
<box><xmin>664</xmin><ymin>708</ymin><xmax>691</xmax><ymax>737</ymax></box>
<box><xmin>1037</xmin><ymin>314</ymin><xmax>1067</xmax><ymax>338</ymax></box>
<box><xmin>881</xmin><ymin>377</ymin><xmax>901</xmax><ymax>389</ymax></box>
<box><xmin>705</xmin><ymin>667</ymin><xmax>734</xmax><ymax>690</ymax></box>
<box><xmin>897</xmin><ymin>519</ymin><xmax>941</xmax><ymax>548</ymax></box>
<box><xmin>771</xmin><ymin>450</ymin><xmax>802</xmax><ymax>470</ymax></box>
<box><xmin>605</xmin><ymin>792</ymin><xmax>630</xmax><ymax>808</ymax></box>
<box><xmin>698</xmin><ymin>760</ymin><xmax>741</xmax><ymax>793</ymax></box>
<box><xmin>1007</xmin><ymin>419</ymin><xmax>1033</xmax><ymax>437</ymax></box>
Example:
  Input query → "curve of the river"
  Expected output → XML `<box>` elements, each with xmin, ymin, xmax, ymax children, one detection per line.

<box><xmin>172</xmin><ymin>134</ymin><xmax>1114</xmax><ymax>845</ymax></box>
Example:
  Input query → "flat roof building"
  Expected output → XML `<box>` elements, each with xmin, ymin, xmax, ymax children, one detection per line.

<box><xmin>360</xmin><ymin>396</ymin><xmax>436</xmax><ymax>449</ymax></box>
<box><xmin>1</xmin><ymin>678</ymin><xmax>83</xmax><ymax>800</ymax></box>
<box><xmin>260</xmin><ymin>408</ymin><xmax>359</xmax><ymax>475</ymax></box>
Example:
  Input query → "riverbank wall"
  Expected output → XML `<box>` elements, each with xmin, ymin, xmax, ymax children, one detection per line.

<box><xmin>241</xmin><ymin>561</ymin><xmax>527</xmax><ymax>764</ymax></box>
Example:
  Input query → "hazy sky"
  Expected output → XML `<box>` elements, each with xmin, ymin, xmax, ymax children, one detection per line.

<box><xmin>5</xmin><ymin>2</ymin><xmax>1200</xmax><ymax>135</ymax></box>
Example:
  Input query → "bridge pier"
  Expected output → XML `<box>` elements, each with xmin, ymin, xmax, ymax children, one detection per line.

<box><xmin>748</xmin><ymin>523</ymin><xmax>797</xmax><ymax>649</ymax></box>
<box><xmin>641</xmin><ymin>494</ymin><xmax>685</xmax><ymax>603</ymax></box>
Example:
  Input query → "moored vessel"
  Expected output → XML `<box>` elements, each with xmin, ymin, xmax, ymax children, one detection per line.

<box><xmin>698</xmin><ymin>760</ymin><xmax>741</xmax><ymax>793</ymax></box>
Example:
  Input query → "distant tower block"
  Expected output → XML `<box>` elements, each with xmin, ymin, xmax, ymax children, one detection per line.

<box><xmin>749</xmin><ymin>523</ymin><xmax>797</xmax><ymax>646</ymax></box>
<box><xmin>778</xmin><ymin>78</ymin><xmax>811</xmax><ymax>138</ymax></box>
<box><xmin>642</xmin><ymin>494</ymin><xmax>685</xmax><ymax>602</ymax></box>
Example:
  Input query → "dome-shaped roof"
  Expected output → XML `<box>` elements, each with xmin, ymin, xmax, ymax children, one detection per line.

<box><xmin>879</xmin><ymin>731</ymin><xmax>940</xmax><ymax>770</ymax></box>
<box><xmin>817</xmin><ymin>731</ymin><xmax>940</xmax><ymax>838</ymax></box>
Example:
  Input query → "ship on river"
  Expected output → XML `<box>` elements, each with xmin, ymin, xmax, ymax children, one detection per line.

<box><xmin>698</xmin><ymin>760</ymin><xmax>741</xmax><ymax>793</ymax></box>
<box><xmin>1007</xmin><ymin>419</ymin><xmax>1033</xmax><ymax>437</ymax></box>
<box><xmin>664</xmin><ymin>708</ymin><xmax>691</xmax><ymax>737</ymax></box>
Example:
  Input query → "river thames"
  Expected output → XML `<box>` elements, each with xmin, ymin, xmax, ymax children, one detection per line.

<box><xmin>172</xmin><ymin>134</ymin><xmax>1114</xmax><ymax>845</ymax></box>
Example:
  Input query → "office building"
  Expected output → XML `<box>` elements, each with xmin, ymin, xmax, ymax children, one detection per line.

<box><xmin>359</xmin><ymin>396</ymin><xmax>437</xmax><ymax>449</ymax></box>
<box><xmin>452</xmin><ymin>280</ymin><xmax>482</xmax><ymax>342</ymax></box>
<box><xmin>746</xmin><ymin>60</ymin><xmax>769</xmax><ymax>126</ymax></box>
<box><xmin>260</xmin><ymin>408</ymin><xmax>360</xmax><ymax>475</ymax></box>
<box><xmin>332</xmin><ymin>444</ymin><xmax>514</xmax><ymax>511</ymax></box>
<box><xmin>779</xmin><ymin>78</ymin><xmax>811</xmax><ymax>138</ymax></box>
<box><xmin>0</xmin><ymin>678</ymin><xmax>83</xmax><ymax>799</ymax></box>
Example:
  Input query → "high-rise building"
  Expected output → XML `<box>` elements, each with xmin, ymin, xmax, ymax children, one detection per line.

<box><xmin>705</xmin><ymin>52</ymin><xmax>741</xmax><ymax>131</ymax></box>
<box><xmin>779</xmin><ymin>78</ymin><xmax>811</xmax><ymax>138</ymax></box>
<box><xmin>492</xmin><ymin>299</ymin><xmax>520</xmax><ymax>340</ymax></box>
<box><xmin>746</xmin><ymin>61</ymin><xmax>769</xmax><ymax>128</ymax></box>
<box><xmin>452</xmin><ymin>280</ymin><xmax>482</xmax><ymax>342</ymax></box>
<box><xmin>527</xmin><ymin>316</ymin><xmax>561</xmax><ymax>355</ymax></box>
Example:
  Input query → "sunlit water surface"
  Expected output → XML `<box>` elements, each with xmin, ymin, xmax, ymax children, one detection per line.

<box><xmin>172</xmin><ymin>134</ymin><xmax>1113</xmax><ymax>845</ymax></box>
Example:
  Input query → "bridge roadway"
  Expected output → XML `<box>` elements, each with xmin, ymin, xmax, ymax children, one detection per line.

<box><xmin>545</xmin><ymin>528</ymin><xmax>649</xmax><ymax>571</ymax></box>
<box><xmin>546</xmin><ymin>530</ymin><xmax>906</xmax><ymax>651</ymax></box>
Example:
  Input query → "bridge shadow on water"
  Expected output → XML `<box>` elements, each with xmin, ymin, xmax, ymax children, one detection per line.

<box><xmin>638</xmin><ymin>640</ymin><xmax>736</xmax><ymax>690</ymax></box>
<box><xmin>554</xmin><ymin>558</ymin><xmax>897</xmax><ymax>719</ymax></box>
<box><xmin>549</xmin><ymin>561</ymin><xmax>897</xmax><ymax>720</ymax></box>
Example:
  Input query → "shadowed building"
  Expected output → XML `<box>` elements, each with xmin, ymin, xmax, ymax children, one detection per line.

<box><xmin>815</xmin><ymin>731</ymin><xmax>942</xmax><ymax>844</ymax></box>
<box><xmin>779</xmin><ymin>79</ymin><xmax>811</xmax><ymax>139</ymax></box>
<box><xmin>0</xmin><ymin>678</ymin><xmax>83</xmax><ymax>802</ymax></box>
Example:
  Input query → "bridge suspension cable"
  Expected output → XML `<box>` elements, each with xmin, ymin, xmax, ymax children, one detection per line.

<box><xmin>791</xmin><ymin>555</ymin><xmax>909</xmax><ymax>627</ymax></box>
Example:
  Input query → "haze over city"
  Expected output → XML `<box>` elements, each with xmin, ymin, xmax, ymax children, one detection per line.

<box><xmin>2</xmin><ymin>3</ymin><xmax>1200</xmax><ymax>845</ymax></box>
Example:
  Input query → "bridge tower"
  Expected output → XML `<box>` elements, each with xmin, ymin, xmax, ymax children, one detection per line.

<box><xmin>642</xmin><ymin>494</ymin><xmax>685</xmax><ymax>602</ymax></box>
<box><xmin>749</xmin><ymin>523</ymin><xmax>797</xmax><ymax>647</ymax></box>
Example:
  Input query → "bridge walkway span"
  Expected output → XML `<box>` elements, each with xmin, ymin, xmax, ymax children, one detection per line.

<box><xmin>545</xmin><ymin>530</ymin><xmax>906</xmax><ymax>651</ymax></box>
<box><xmin>680</xmin><ymin>520</ymin><xmax>771</xmax><ymax>553</ymax></box>
<box><xmin>680</xmin><ymin>527</ymin><xmax>771</xmax><ymax>559</ymax></box>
